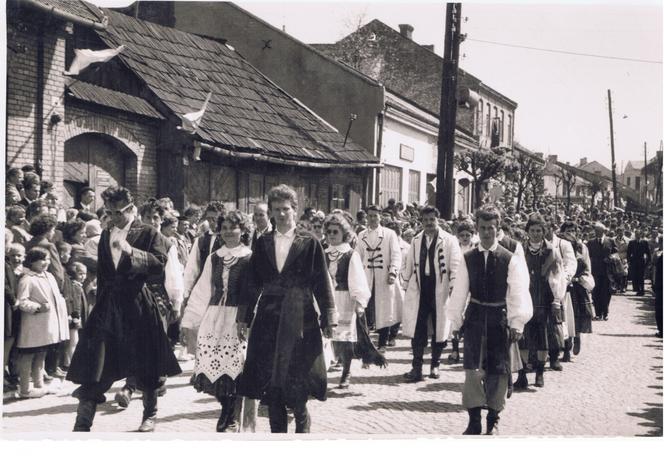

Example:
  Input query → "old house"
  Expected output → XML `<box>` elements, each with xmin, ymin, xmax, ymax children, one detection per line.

<box><xmin>119</xmin><ymin>1</ymin><xmax>480</xmax><ymax>214</ymax></box>
<box><xmin>6</xmin><ymin>1</ymin><xmax>378</xmax><ymax>214</ymax></box>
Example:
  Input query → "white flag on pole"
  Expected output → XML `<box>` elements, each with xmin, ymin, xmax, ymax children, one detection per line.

<box><xmin>64</xmin><ymin>45</ymin><xmax>126</xmax><ymax>76</ymax></box>
<box><xmin>178</xmin><ymin>92</ymin><xmax>212</xmax><ymax>133</ymax></box>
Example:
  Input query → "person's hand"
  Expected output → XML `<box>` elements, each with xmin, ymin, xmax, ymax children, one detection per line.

<box><xmin>112</xmin><ymin>239</ymin><xmax>133</xmax><ymax>255</ymax></box>
<box><xmin>452</xmin><ymin>330</ymin><xmax>460</xmax><ymax>340</ymax></box>
<box><xmin>509</xmin><ymin>328</ymin><xmax>522</xmax><ymax>342</ymax></box>
<box><xmin>322</xmin><ymin>326</ymin><xmax>334</xmax><ymax>339</ymax></box>
<box><xmin>169</xmin><ymin>307</ymin><xmax>181</xmax><ymax>323</ymax></box>
<box><xmin>237</xmin><ymin>322</ymin><xmax>248</xmax><ymax>341</ymax></box>
<box><xmin>387</xmin><ymin>273</ymin><xmax>396</xmax><ymax>285</ymax></box>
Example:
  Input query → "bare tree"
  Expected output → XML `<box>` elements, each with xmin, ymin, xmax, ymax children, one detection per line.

<box><xmin>455</xmin><ymin>147</ymin><xmax>507</xmax><ymax>210</ymax></box>
<box><xmin>504</xmin><ymin>153</ymin><xmax>543</xmax><ymax>211</ymax></box>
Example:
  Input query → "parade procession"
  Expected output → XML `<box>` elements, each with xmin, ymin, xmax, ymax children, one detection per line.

<box><xmin>2</xmin><ymin>0</ymin><xmax>663</xmax><ymax>440</ymax></box>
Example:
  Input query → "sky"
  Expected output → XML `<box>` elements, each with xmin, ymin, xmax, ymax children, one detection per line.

<box><xmin>88</xmin><ymin>1</ymin><xmax>663</xmax><ymax>171</ymax></box>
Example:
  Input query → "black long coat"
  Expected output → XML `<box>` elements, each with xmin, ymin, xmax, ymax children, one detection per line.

<box><xmin>66</xmin><ymin>221</ymin><xmax>181</xmax><ymax>389</ymax></box>
<box><xmin>237</xmin><ymin>229</ymin><xmax>336</xmax><ymax>406</ymax></box>
<box><xmin>627</xmin><ymin>239</ymin><xmax>651</xmax><ymax>271</ymax></box>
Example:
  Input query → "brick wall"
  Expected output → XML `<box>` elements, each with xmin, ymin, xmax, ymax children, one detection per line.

<box><xmin>64</xmin><ymin>104</ymin><xmax>159</xmax><ymax>199</ymax></box>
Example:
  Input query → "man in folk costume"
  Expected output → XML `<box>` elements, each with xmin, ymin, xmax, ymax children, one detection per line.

<box><xmin>447</xmin><ymin>205</ymin><xmax>532</xmax><ymax>435</ymax></box>
<box><xmin>237</xmin><ymin>185</ymin><xmax>336</xmax><ymax>433</ymax></box>
<box><xmin>67</xmin><ymin>186</ymin><xmax>181</xmax><ymax>432</ymax></box>
<box><xmin>400</xmin><ymin>206</ymin><xmax>461</xmax><ymax>382</ymax></box>
<box><xmin>586</xmin><ymin>222</ymin><xmax>617</xmax><ymax>320</ymax></box>
<box><xmin>356</xmin><ymin>205</ymin><xmax>403</xmax><ymax>350</ymax></box>
<box><xmin>545</xmin><ymin>220</ymin><xmax>577</xmax><ymax>366</ymax></box>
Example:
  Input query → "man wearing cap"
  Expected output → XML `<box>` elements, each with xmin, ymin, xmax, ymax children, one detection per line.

<box><xmin>586</xmin><ymin>222</ymin><xmax>617</xmax><ymax>320</ymax></box>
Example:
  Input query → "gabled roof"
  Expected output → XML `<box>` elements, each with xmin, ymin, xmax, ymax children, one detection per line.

<box><xmin>18</xmin><ymin>0</ymin><xmax>107</xmax><ymax>28</ymax></box>
<box><xmin>312</xmin><ymin>19</ymin><xmax>517</xmax><ymax>115</ymax></box>
<box><xmin>96</xmin><ymin>9</ymin><xmax>376</xmax><ymax>167</ymax></box>
<box><xmin>625</xmin><ymin>160</ymin><xmax>646</xmax><ymax>171</ymax></box>
<box><xmin>66</xmin><ymin>78</ymin><xmax>164</xmax><ymax>120</ymax></box>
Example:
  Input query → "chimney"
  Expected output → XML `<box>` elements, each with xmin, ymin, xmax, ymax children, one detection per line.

<box><xmin>422</xmin><ymin>44</ymin><xmax>434</xmax><ymax>52</ymax></box>
<box><xmin>580</xmin><ymin>157</ymin><xmax>587</xmax><ymax>166</ymax></box>
<box><xmin>398</xmin><ymin>24</ymin><xmax>414</xmax><ymax>40</ymax></box>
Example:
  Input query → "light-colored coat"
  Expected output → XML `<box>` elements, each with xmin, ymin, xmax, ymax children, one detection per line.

<box><xmin>16</xmin><ymin>271</ymin><xmax>69</xmax><ymax>349</ymax></box>
<box><xmin>356</xmin><ymin>226</ymin><xmax>403</xmax><ymax>329</ymax></box>
<box><xmin>400</xmin><ymin>227</ymin><xmax>461</xmax><ymax>342</ymax></box>
<box><xmin>551</xmin><ymin>235</ymin><xmax>577</xmax><ymax>339</ymax></box>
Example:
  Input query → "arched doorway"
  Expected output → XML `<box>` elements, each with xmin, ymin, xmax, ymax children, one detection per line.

<box><xmin>63</xmin><ymin>133</ymin><xmax>133</xmax><ymax>210</ymax></box>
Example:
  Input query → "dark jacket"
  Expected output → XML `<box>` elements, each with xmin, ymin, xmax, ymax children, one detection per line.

<box><xmin>66</xmin><ymin>220</ymin><xmax>181</xmax><ymax>389</ymax></box>
<box><xmin>627</xmin><ymin>239</ymin><xmax>651</xmax><ymax>268</ymax></box>
<box><xmin>586</xmin><ymin>237</ymin><xmax>618</xmax><ymax>278</ymax></box>
<box><xmin>237</xmin><ymin>229</ymin><xmax>336</xmax><ymax>404</ymax></box>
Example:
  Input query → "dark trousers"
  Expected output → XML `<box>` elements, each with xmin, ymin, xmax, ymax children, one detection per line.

<box><xmin>377</xmin><ymin>323</ymin><xmax>400</xmax><ymax>347</ymax></box>
<box><xmin>74</xmin><ymin>375</ymin><xmax>163</xmax><ymax>404</ymax></box>
<box><xmin>268</xmin><ymin>397</ymin><xmax>310</xmax><ymax>433</ymax></box>
<box><xmin>630</xmin><ymin>264</ymin><xmax>645</xmax><ymax>294</ymax></box>
<box><xmin>592</xmin><ymin>275</ymin><xmax>612</xmax><ymax>318</ymax></box>
<box><xmin>411</xmin><ymin>276</ymin><xmax>445</xmax><ymax>369</ymax></box>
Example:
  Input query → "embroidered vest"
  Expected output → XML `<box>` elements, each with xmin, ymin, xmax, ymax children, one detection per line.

<box><xmin>326</xmin><ymin>250</ymin><xmax>353</xmax><ymax>291</ymax></box>
<box><xmin>198</xmin><ymin>233</ymin><xmax>223</xmax><ymax>272</ymax></box>
<box><xmin>466</xmin><ymin>245</ymin><xmax>512</xmax><ymax>303</ymax></box>
<box><xmin>525</xmin><ymin>247</ymin><xmax>554</xmax><ymax>308</ymax></box>
<box><xmin>208</xmin><ymin>254</ymin><xmax>249</xmax><ymax>307</ymax></box>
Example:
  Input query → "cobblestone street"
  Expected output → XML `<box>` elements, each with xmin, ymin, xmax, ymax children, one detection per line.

<box><xmin>2</xmin><ymin>291</ymin><xmax>662</xmax><ymax>437</ymax></box>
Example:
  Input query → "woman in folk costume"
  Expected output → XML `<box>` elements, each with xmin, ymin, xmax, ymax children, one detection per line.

<box><xmin>448</xmin><ymin>219</ymin><xmax>476</xmax><ymax>364</ymax></box>
<box><xmin>514</xmin><ymin>214</ymin><xmax>565</xmax><ymax>389</ymax></box>
<box><xmin>323</xmin><ymin>213</ymin><xmax>385</xmax><ymax>389</ymax></box>
<box><xmin>181</xmin><ymin>210</ymin><xmax>254</xmax><ymax>432</ymax></box>
<box><xmin>544</xmin><ymin>221</ymin><xmax>577</xmax><ymax>366</ymax></box>
<box><xmin>559</xmin><ymin>222</ymin><xmax>595</xmax><ymax>355</ymax></box>
<box><xmin>355</xmin><ymin>205</ymin><xmax>403</xmax><ymax>350</ymax></box>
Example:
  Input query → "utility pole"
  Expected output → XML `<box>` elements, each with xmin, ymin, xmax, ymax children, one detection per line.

<box><xmin>436</xmin><ymin>3</ymin><xmax>462</xmax><ymax>219</ymax></box>
<box><xmin>607</xmin><ymin>89</ymin><xmax>619</xmax><ymax>208</ymax></box>
<box><xmin>644</xmin><ymin>142</ymin><xmax>648</xmax><ymax>215</ymax></box>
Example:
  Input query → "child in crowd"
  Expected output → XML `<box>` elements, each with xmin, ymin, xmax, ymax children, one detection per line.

<box><xmin>63</xmin><ymin>262</ymin><xmax>88</xmax><ymax>369</ymax></box>
<box><xmin>4</xmin><ymin>243</ymin><xmax>25</xmax><ymax>391</ymax></box>
<box><xmin>15</xmin><ymin>247</ymin><xmax>69</xmax><ymax>398</ymax></box>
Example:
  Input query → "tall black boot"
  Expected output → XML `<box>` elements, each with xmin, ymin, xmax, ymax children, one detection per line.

<box><xmin>462</xmin><ymin>407</ymin><xmax>482</xmax><ymax>435</ymax></box>
<box><xmin>535</xmin><ymin>362</ymin><xmax>545</xmax><ymax>388</ymax></box>
<box><xmin>339</xmin><ymin>358</ymin><xmax>352</xmax><ymax>388</ymax></box>
<box><xmin>216</xmin><ymin>397</ymin><xmax>230</xmax><ymax>432</ymax></box>
<box><xmin>513</xmin><ymin>369</ymin><xmax>528</xmax><ymax>390</ymax></box>
<box><xmin>294</xmin><ymin>403</ymin><xmax>311</xmax><ymax>433</ymax></box>
<box><xmin>562</xmin><ymin>339</ymin><xmax>573</xmax><ymax>362</ymax></box>
<box><xmin>573</xmin><ymin>336</ymin><xmax>581</xmax><ymax>355</ymax></box>
<box><xmin>222</xmin><ymin>396</ymin><xmax>239</xmax><ymax>433</ymax></box>
<box><xmin>486</xmin><ymin>409</ymin><xmax>500</xmax><ymax>435</ymax></box>
<box><xmin>138</xmin><ymin>389</ymin><xmax>158</xmax><ymax>432</ymax></box>
<box><xmin>268</xmin><ymin>401</ymin><xmax>288</xmax><ymax>433</ymax></box>
<box><xmin>549</xmin><ymin>351</ymin><xmax>563</xmax><ymax>371</ymax></box>
<box><xmin>73</xmin><ymin>400</ymin><xmax>97</xmax><ymax>432</ymax></box>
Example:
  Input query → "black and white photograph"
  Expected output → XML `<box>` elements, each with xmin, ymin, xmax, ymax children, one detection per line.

<box><xmin>1</xmin><ymin>0</ymin><xmax>663</xmax><ymax>442</ymax></box>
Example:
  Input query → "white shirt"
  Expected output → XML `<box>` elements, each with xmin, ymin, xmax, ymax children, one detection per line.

<box><xmin>274</xmin><ymin>227</ymin><xmax>296</xmax><ymax>272</ymax></box>
<box><xmin>424</xmin><ymin>232</ymin><xmax>436</xmax><ymax>276</ymax></box>
<box><xmin>183</xmin><ymin>232</ymin><xmax>219</xmax><ymax>298</ymax></box>
<box><xmin>448</xmin><ymin>242</ymin><xmax>533</xmax><ymax>333</ymax></box>
<box><xmin>365</xmin><ymin>226</ymin><xmax>381</xmax><ymax>247</ymax></box>
<box><xmin>109</xmin><ymin>217</ymin><xmax>134</xmax><ymax>269</ymax></box>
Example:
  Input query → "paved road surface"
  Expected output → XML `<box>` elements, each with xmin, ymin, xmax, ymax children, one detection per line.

<box><xmin>2</xmin><ymin>291</ymin><xmax>662</xmax><ymax>437</ymax></box>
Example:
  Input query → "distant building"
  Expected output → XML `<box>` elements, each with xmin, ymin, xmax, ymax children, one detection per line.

<box><xmin>622</xmin><ymin>155</ymin><xmax>661</xmax><ymax>207</ymax></box>
<box><xmin>575</xmin><ymin>158</ymin><xmax>613</xmax><ymax>179</ymax></box>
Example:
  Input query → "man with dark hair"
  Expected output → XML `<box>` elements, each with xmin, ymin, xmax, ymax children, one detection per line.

<box><xmin>447</xmin><ymin>205</ymin><xmax>532</xmax><ymax>435</ymax></box>
<box><xmin>400</xmin><ymin>205</ymin><xmax>461</xmax><ymax>381</ymax></box>
<box><xmin>6</xmin><ymin>167</ymin><xmax>23</xmax><ymax>206</ymax></box>
<box><xmin>627</xmin><ymin>228</ymin><xmax>651</xmax><ymax>296</ymax></box>
<box><xmin>67</xmin><ymin>186</ymin><xmax>181</xmax><ymax>432</ymax></box>
<box><xmin>237</xmin><ymin>184</ymin><xmax>336</xmax><ymax>433</ymax></box>
<box><xmin>356</xmin><ymin>205</ymin><xmax>403</xmax><ymax>349</ymax></box>
<box><xmin>76</xmin><ymin>187</ymin><xmax>95</xmax><ymax>212</ymax></box>
<box><xmin>18</xmin><ymin>180</ymin><xmax>40</xmax><ymax>209</ymax></box>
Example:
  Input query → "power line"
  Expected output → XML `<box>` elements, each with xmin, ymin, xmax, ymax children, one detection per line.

<box><xmin>467</xmin><ymin>38</ymin><xmax>662</xmax><ymax>64</ymax></box>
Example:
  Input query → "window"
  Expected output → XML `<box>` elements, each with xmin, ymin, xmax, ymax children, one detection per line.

<box><xmin>330</xmin><ymin>184</ymin><xmax>349</xmax><ymax>210</ymax></box>
<box><xmin>408</xmin><ymin>170</ymin><xmax>420</xmax><ymax>204</ymax></box>
<box><xmin>379</xmin><ymin>165</ymin><xmax>402</xmax><ymax>207</ymax></box>
<box><xmin>500</xmin><ymin>110</ymin><xmax>505</xmax><ymax>142</ymax></box>
<box><xmin>507</xmin><ymin>114</ymin><xmax>512</xmax><ymax>145</ymax></box>
<box><xmin>627</xmin><ymin>177</ymin><xmax>631</xmax><ymax>186</ymax></box>
<box><xmin>635</xmin><ymin>176</ymin><xmax>641</xmax><ymax>191</ymax></box>
<box><xmin>399</xmin><ymin>144</ymin><xmax>414</xmax><ymax>162</ymax></box>
<box><xmin>477</xmin><ymin>101</ymin><xmax>483</xmax><ymax>135</ymax></box>
<box><xmin>485</xmin><ymin>103</ymin><xmax>491</xmax><ymax>135</ymax></box>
